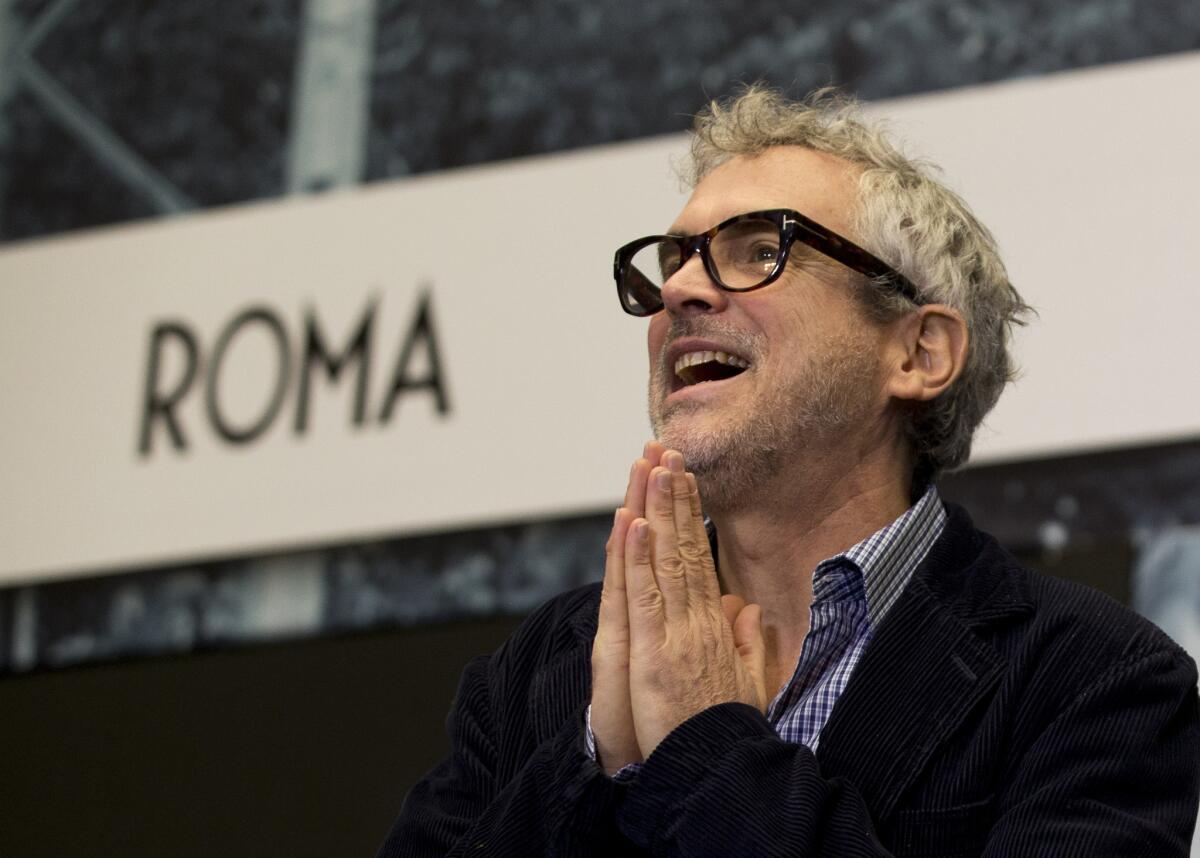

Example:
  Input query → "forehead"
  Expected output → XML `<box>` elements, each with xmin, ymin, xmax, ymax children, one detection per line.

<box><xmin>672</xmin><ymin>146</ymin><xmax>862</xmax><ymax>237</ymax></box>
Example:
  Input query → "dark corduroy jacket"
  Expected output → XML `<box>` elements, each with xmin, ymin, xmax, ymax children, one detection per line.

<box><xmin>378</xmin><ymin>504</ymin><xmax>1200</xmax><ymax>857</ymax></box>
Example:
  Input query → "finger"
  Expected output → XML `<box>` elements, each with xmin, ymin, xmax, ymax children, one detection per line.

<box><xmin>599</xmin><ymin>508</ymin><xmax>633</xmax><ymax>646</ymax></box>
<box><xmin>646</xmin><ymin>465</ymin><xmax>689</xmax><ymax>621</ymax></box>
<box><xmin>625</xmin><ymin>518</ymin><xmax>665</xmax><ymax>643</ymax></box>
<box><xmin>624</xmin><ymin>441</ymin><xmax>667</xmax><ymax>516</ymax></box>
<box><xmin>685</xmin><ymin>472</ymin><xmax>703</xmax><ymax>530</ymax></box>
<box><xmin>623</xmin><ymin>458</ymin><xmax>651</xmax><ymax>518</ymax></box>
<box><xmin>684</xmin><ymin>470</ymin><xmax>722</xmax><ymax>606</ymax></box>
<box><xmin>720</xmin><ymin>593</ymin><xmax>746</xmax><ymax>628</ymax></box>
<box><xmin>663</xmin><ymin>452</ymin><xmax>694</xmax><ymax>548</ymax></box>
<box><xmin>733</xmin><ymin>603</ymin><xmax>769</xmax><ymax>712</ymax></box>
<box><xmin>643</xmin><ymin>440</ymin><xmax>666</xmax><ymax>467</ymax></box>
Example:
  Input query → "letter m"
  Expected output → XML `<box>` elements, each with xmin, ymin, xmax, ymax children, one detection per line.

<box><xmin>294</xmin><ymin>300</ymin><xmax>375</xmax><ymax>433</ymax></box>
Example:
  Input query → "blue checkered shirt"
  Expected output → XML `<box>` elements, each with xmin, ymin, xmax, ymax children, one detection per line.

<box><xmin>585</xmin><ymin>484</ymin><xmax>946</xmax><ymax>772</ymax></box>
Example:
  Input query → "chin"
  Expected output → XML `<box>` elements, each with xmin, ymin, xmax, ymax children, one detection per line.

<box><xmin>649</xmin><ymin>383</ymin><xmax>799</xmax><ymax>510</ymax></box>
<box><xmin>652</xmin><ymin>410</ymin><xmax>742</xmax><ymax>474</ymax></box>
<box><xmin>656</xmin><ymin>419</ymin><xmax>778</xmax><ymax>513</ymax></box>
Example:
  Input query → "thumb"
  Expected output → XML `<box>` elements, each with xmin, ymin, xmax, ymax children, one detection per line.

<box><xmin>732</xmin><ymin>603</ymin><xmax>768</xmax><ymax>712</ymax></box>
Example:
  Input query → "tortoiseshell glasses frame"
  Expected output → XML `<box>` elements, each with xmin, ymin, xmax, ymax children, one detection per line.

<box><xmin>612</xmin><ymin>208</ymin><xmax>923</xmax><ymax>317</ymax></box>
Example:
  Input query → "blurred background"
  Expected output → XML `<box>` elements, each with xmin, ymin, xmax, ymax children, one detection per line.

<box><xmin>2</xmin><ymin>1</ymin><xmax>1200</xmax><ymax>855</ymax></box>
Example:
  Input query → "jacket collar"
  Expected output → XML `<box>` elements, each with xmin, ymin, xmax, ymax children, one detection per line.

<box><xmin>910</xmin><ymin>502</ymin><xmax>1034</xmax><ymax>626</ymax></box>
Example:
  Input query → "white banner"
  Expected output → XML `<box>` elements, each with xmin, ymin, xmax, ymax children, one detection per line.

<box><xmin>2</xmin><ymin>51</ymin><xmax>1199</xmax><ymax>584</ymax></box>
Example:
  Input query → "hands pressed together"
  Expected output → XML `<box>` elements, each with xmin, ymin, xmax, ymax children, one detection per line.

<box><xmin>590</xmin><ymin>441</ymin><xmax>769</xmax><ymax>776</ymax></box>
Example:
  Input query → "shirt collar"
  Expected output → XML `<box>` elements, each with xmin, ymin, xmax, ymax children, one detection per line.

<box><xmin>706</xmin><ymin>483</ymin><xmax>946</xmax><ymax>626</ymax></box>
<box><xmin>832</xmin><ymin>483</ymin><xmax>946</xmax><ymax>624</ymax></box>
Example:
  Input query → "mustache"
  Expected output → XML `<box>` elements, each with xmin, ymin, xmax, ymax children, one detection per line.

<box><xmin>656</xmin><ymin>318</ymin><xmax>765</xmax><ymax>376</ymax></box>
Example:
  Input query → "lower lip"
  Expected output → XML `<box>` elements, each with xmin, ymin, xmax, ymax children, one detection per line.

<box><xmin>665</xmin><ymin>371</ymin><xmax>747</xmax><ymax>405</ymax></box>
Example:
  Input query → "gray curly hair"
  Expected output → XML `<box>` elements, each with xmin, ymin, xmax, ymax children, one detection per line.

<box><xmin>685</xmin><ymin>85</ymin><xmax>1033</xmax><ymax>484</ymax></box>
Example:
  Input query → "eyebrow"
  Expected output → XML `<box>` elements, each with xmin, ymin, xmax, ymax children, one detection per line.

<box><xmin>664</xmin><ymin>217</ymin><xmax>721</xmax><ymax>237</ymax></box>
<box><xmin>665</xmin><ymin>208</ymin><xmax>757</xmax><ymax>237</ymax></box>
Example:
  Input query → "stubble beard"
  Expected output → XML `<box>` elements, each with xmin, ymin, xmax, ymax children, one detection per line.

<box><xmin>649</xmin><ymin>323</ymin><xmax>878</xmax><ymax>513</ymax></box>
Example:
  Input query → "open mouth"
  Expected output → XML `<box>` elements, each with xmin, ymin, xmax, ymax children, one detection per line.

<box><xmin>673</xmin><ymin>350</ymin><xmax>750</xmax><ymax>390</ymax></box>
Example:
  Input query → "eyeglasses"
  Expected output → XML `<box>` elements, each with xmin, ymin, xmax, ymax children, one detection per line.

<box><xmin>612</xmin><ymin>208</ymin><xmax>922</xmax><ymax>317</ymax></box>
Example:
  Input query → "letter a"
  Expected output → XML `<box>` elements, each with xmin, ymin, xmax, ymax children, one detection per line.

<box><xmin>379</xmin><ymin>289</ymin><xmax>450</xmax><ymax>423</ymax></box>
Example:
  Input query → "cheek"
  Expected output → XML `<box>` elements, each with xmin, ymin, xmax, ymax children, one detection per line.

<box><xmin>767</xmin><ymin>278</ymin><xmax>862</xmax><ymax>341</ymax></box>
<box><xmin>646</xmin><ymin>317</ymin><xmax>668</xmax><ymax>364</ymax></box>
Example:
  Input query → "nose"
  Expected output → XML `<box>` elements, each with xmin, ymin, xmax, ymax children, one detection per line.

<box><xmin>660</xmin><ymin>253</ymin><xmax>730</xmax><ymax>318</ymax></box>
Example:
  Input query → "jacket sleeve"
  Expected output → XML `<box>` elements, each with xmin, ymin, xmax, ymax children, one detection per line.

<box><xmin>376</xmin><ymin>590</ymin><xmax>639</xmax><ymax>858</ymax></box>
<box><xmin>615</xmin><ymin>645</ymin><xmax>1200</xmax><ymax>857</ymax></box>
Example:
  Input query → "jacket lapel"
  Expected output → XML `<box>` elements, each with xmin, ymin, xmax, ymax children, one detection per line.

<box><xmin>814</xmin><ymin>503</ymin><xmax>1033</xmax><ymax>820</ymax></box>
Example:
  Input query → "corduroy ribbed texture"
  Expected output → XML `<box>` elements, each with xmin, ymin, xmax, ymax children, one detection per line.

<box><xmin>376</xmin><ymin>503</ymin><xmax>1200</xmax><ymax>857</ymax></box>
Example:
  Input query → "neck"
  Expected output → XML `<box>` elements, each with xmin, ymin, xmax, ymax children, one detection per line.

<box><xmin>705</xmin><ymin>435</ymin><xmax>914</xmax><ymax>697</ymax></box>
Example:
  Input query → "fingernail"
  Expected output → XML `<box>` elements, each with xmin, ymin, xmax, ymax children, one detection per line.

<box><xmin>666</xmin><ymin>452</ymin><xmax>684</xmax><ymax>473</ymax></box>
<box><xmin>634</xmin><ymin>520</ymin><xmax>649</xmax><ymax>540</ymax></box>
<box><xmin>656</xmin><ymin>469</ymin><xmax>671</xmax><ymax>491</ymax></box>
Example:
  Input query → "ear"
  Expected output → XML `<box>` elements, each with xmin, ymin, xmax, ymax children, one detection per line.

<box><xmin>884</xmin><ymin>304</ymin><xmax>968</xmax><ymax>404</ymax></box>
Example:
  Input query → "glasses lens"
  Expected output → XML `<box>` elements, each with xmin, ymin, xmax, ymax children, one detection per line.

<box><xmin>710</xmin><ymin>218</ymin><xmax>782</xmax><ymax>289</ymax></box>
<box><xmin>620</xmin><ymin>239</ymin><xmax>679</xmax><ymax>315</ymax></box>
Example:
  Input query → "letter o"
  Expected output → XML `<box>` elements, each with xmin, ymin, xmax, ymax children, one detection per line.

<box><xmin>205</xmin><ymin>307</ymin><xmax>291</xmax><ymax>444</ymax></box>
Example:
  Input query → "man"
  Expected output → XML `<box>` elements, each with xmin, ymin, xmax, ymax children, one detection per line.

<box><xmin>378</xmin><ymin>88</ymin><xmax>1200</xmax><ymax>856</ymax></box>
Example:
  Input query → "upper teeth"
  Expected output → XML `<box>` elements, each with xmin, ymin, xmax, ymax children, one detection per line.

<box><xmin>674</xmin><ymin>350</ymin><xmax>750</xmax><ymax>376</ymax></box>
